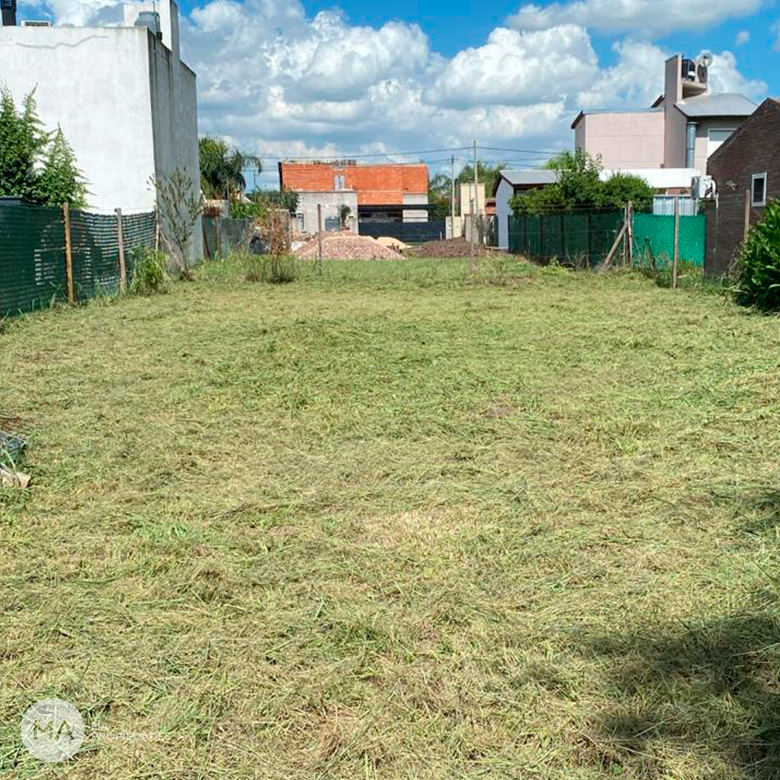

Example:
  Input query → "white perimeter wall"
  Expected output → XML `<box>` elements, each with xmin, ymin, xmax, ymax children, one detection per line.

<box><xmin>0</xmin><ymin>26</ymin><xmax>156</xmax><ymax>212</ymax></box>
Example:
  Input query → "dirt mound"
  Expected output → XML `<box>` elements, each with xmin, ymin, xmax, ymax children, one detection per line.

<box><xmin>294</xmin><ymin>234</ymin><xmax>403</xmax><ymax>261</ymax></box>
<box><xmin>413</xmin><ymin>237</ymin><xmax>491</xmax><ymax>258</ymax></box>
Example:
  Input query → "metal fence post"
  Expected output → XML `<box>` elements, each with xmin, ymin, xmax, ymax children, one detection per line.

<box><xmin>63</xmin><ymin>202</ymin><xmax>74</xmax><ymax>304</ymax></box>
<box><xmin>115</xmin><ymin>208</ymin><xmax>127</xmax><ymax>293</ymax></box>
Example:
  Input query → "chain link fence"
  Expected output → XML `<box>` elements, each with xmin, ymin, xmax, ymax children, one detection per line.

<box><xmin>0</xmin><ymin>202</ymin><xmax>156</xmax><ymax>318</ymax></box>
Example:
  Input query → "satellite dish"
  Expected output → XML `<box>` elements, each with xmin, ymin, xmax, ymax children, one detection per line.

<box><xmin>699</xmin><ymin>51</ymin><xmax>714</xmax><ymax>68</ymax></box>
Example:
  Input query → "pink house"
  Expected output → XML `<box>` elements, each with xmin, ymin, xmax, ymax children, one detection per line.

<box><xmin>572</xmin><ymin>54</ymin><xmax>756</xmax><ymax>177</ymax></box>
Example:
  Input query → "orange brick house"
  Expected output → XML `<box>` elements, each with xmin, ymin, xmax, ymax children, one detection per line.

<box><xmin>278</xmin><ymin>160</ymin><xmax>430</xmax><ymax>232</ymax></box>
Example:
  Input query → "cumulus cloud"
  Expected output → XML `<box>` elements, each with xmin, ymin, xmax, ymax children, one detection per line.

<box><xmin>577</xmin><ymin>39</ymin><xmax>666</xmax><ymax>109</ymax></box>
<box><xmin>18</xmin><ymin>0</ymin><xmax>765</xmax><ymax>186</ymax></box>
<box><xmin>508</xmin><ymin>0</ymin><xmax>762</xmax><ymax>37</ymax></box>
<box><xmin>706</xmin><ymin>50</ymin><xmax>766</xmax><ymax>98</ymax></box>
<box><xmin>424</xmin><ymin>26</ymin><xmax>598</xmax><ymax>108</ymax></box>
<box><xmin>735</xmin><ymin>30</ymin><xmax>750</xmax><ymax>46</ymax></box>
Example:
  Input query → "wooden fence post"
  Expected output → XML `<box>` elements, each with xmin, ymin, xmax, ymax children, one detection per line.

<box><xmin>627</xmin><ymin>201</ymin><xmax>634</xmax><ymax>267</ymax></box>
<box><xmin>672</xmin><ymin>195</ymin><xmax>680</xmax><ymax>289</ymax></box>
<box><xmin>63</xmin><ymin>202</ymin><xmax>74</xmax><ymax>304</ymax></box>
<box><xmin>115</xmin><ymin>208</ymin><xmax>127</xmax><ymax>293</ymax></box>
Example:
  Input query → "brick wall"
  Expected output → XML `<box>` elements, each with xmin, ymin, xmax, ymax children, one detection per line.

<box><xmin>705</xmin><ymin>99</ymin><xmax>780</xmax><ymax>275</ymax></box>
<box><xmin>278</xmin><ymin>162</ymin><xmax>428</xmax><ymax>206</ymax></box>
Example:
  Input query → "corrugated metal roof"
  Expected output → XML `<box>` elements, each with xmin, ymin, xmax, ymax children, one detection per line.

<box><xmin>499</xmin><ymin>170</ymin><xmax>558</xmax><ymax>186</ymax></box>
<box><xmin>676</xmin><ymin>93</ymin><xmax>756</xmax><ymax>118</ymax></box>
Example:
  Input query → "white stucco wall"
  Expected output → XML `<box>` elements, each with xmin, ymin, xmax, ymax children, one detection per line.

<box><xmin>0</xmin><ymin>1</ymin><xmax>201</xmax><ymax>262</ymax></box>
<box><xmin>0</xmin><ymin>26</ymin><xmax>156</xmax><ymax>211</ymax></box>
<box><xmin>496</xmin><ymin>179</ymin><xmax>514</xmax><ymax>250</ymax></box>
<box><xmin>296</xmin><ymin>191</ymin><xmax>358</xmax><ymax>233</ymax></box>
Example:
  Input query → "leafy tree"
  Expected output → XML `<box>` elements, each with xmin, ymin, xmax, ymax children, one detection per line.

<box><xmin>34</xmin><ymin>127</ymin><xmax>88</xmax><ymax>209</ymax></box>
<box><xmin>247</xmin><ymin>189</ymin><xmax>299</xmax><ymax>213</ymax></box>
<box><xmin>511</xmin><ymin>150</ymin><xmax>653</xmax><ymax>215</ymax></box>
<box><xmin>428</xmin><ymin>172</ymin><xmax>452</xmax><ymax>219</ymax></box>
<box><xmin>600</xmin><ymin>172</ymin><xmax>654</xmax><ymax>212</ymax></box>
<box><xmin>199</xmin><ymin>136</ymin><xmax>261</xmax><ymax>199</ymax></box>
<box><xmin>456</xmin><ymin>162</ymin><xmax>505</xmax><ymax>196</ymax></box>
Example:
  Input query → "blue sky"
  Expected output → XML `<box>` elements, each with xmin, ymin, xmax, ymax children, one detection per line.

<box><xmin>21</xmin><ymin>0</ymin><xmax>780</xmax><ymax>186</ymax></box>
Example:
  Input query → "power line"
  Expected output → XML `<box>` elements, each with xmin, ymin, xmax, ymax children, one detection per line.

<box><xmin>261</xmin><ymin>147</ymin><xmax>473</xmax><ymax>161</ymax></box>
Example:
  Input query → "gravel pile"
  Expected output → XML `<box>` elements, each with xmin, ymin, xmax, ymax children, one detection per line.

<box><xmin>294</xmin><ymin>234</ymin><xmax>403</xmax><ymax>261</ymax></box>
<box><xmin>413</xmin><ymin>237</ymin><xmax>491</xmax><ymax>258</ymax></box>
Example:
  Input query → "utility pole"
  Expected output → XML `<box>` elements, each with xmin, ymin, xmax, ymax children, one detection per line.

<box><xmin>470</xmin><ymin>140</ymin><xmax>478</xmax><ymax>272</ymax></box>
<box><xmin>450</xmin><ymin>155</ymin><xmax>455</xmax><ymax>239</ymax></box>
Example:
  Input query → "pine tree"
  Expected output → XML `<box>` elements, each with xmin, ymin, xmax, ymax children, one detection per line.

<box><xmin>34</xmin><ymin>127</ymin><xmax>88</xmax><ymax>209</ymax></box>
<box><xmin>0</xmin><ymin>88</ymin><xmax>48</xmax><ymax>200</ymax></box>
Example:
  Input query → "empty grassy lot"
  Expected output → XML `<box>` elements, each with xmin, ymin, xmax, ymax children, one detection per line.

<box><xmin>2</xmin><ymin>256</ymin><xmax>780</xmax><ymax>779</ymax></box>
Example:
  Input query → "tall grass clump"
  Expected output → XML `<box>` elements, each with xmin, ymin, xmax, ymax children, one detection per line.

<box><xmin>251</xmin><ymin>254</ymin><xmax>297</xmax><ymax>284</ymax></box>
<box><xmin>736</xmin><ymin>200</ymin><xmax>780</xmax><ymax>311</ymax></box>
<box><xmin>129</xmin><ymin>247</ymin><xmax>171</xmax><ymax>296</ymax></box>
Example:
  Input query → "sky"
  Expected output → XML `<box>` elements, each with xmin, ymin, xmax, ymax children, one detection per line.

<box><xmin>17</xmin><ymin>0</ymin><xmax>780</xmax><ymax>187</ymax></box>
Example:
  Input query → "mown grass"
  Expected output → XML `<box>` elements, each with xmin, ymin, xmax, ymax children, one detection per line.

<box><xmin>2</xmin><ymin>256</ymin><xmax>780</xmax><ymax>779</ymax></box>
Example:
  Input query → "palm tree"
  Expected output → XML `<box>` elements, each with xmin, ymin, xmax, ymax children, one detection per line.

<box><xmin>199</xmin><ymin>136</ymin><xmax>261</xmax><ymax>200</ymax></box>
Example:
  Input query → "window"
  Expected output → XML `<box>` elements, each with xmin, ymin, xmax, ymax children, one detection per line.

<box><xmin>334</xmin><ymin>175</ymin><xmax>346</xmax><ymax>190</ymax></box>
<box><xmin>707</xmin><ymin>128</ymin><xmax>735</xmax><ymax>157</ymax></box>
<box><xmin>752</xmin><ymin>173</ymin><xmax>768</xmax><ymax>207</ymax></box>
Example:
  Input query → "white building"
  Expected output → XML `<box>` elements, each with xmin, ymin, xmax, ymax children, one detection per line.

<box><xmin>0</xmin><ymin>0</ymin><xmax>202</xmax><ymax>260</ymax></box>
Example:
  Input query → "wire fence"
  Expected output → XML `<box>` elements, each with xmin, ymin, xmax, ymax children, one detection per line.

<box><xmin>0</xmin><ymin>201</ymin><xmax>156</xmax><ymax>318</ymax></box>
<box><xmin>507</xmin><ymin>210</ymin><xmax>706</xmax><ymax>268</ymax></box>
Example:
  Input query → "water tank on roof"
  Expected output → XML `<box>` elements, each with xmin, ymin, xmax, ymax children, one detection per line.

<box><xmin>1</xmin><ymin>0</ymin><xmax>17</xmax><ymax>26</ymax></box>
<box><xmin>135</xmin><ymin>11</ymin><xmax>162</xmax><ymax>38</ymax></box>
<box><xmin>681</xmin><ymin>58</ymin><xmax>697</xmax><ymax>81</ymax></box>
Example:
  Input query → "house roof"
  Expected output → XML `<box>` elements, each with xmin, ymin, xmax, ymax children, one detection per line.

<box><xmin>675</xmin><ymin>93</ymin><xmax>757</xmax><ymax>118</ymax></box>
<box><xmin>494</xmin><ymin>169</ymin><xmax>558</xmax><ymax>197</ymax></box>
<box><xmin>499</xmin><ymin>170</ymin><xmax>558</xmax><ymax>186</ymax></box>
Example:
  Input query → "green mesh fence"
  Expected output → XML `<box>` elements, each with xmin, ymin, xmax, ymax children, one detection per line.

<box><xmin>0</xmin><ymin>202</ymin><xmax>156</xmax><ymax>318</ymax></box>
<box><xmin>507</xmin><ymin>210</ymin><xmax>706</xmax><ymax>269</ymax></box>
<box><xmin>508</xmin><ymin>211</ymin><xmax>624</xmax><ymax>266</ymax></box>
<box><xmin>632</xmin><ymin>212</ymin><xmax>705</xmax><ymax>268</ymax></box>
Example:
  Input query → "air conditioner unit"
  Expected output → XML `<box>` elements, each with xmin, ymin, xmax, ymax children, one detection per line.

<box><xmin>22</xmin><ymin>19</ymin><xmax>51</xmax><ymax>26</ymax></box>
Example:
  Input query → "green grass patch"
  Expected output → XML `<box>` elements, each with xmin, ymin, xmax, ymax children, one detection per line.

<box><xmin>2</xmin><ymin>257</ymin><xmax>780</xmax><ymax>778</ymax></box>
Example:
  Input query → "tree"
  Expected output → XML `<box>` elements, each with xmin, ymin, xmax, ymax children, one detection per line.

<box><xmin>199</xmin><ymin>136</ymin><xmax>261</xmax><ymax>199</ymax></box>
<box><xmin>0</xmin><ymin>88</ymin><xmax>88</xmax><ymax>207</ymax></box>
<box><xmin>456</xmin><ymin>162</ymin><xmax>505</xmax><ymax>198</ymax></box>
<box><xmin>34</xmin><ymin>127</ymin><xmax>88</xmax><ymax>209</ymax></box>
<box><xmin>511</xmin><ymin>150</ymin><xmax>654</xmax><ymax>215</ymax></box>
<box><xmin>428</xmin><ymin>172</ymin><xmax>452</xmax><ymax>219</ymax></box>
<box><xmin>600</xmin><ymin>172</ymin><xmax>654</xmax><ymax>212</ymax></box>
<box><xmin>0</xmin><ymin>88</ymin><xmax>48</xmax><ymax>201</ymax></box>
<box><xmin>152</xmin><ymin>169</ymin><xmax>203</xmax><ymax>278</ymax></box>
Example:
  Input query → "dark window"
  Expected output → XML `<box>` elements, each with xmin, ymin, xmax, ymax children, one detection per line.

<box><xmin>751</xmin><ymin>173</ymin><xmax>767</xmax><ymax>207</ymax></box>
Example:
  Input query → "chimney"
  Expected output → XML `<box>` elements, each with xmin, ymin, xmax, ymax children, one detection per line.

<box><xmin>1</xmin><ymin>0</ymin><xmax>16</xmax><ymax>26</ymax></box>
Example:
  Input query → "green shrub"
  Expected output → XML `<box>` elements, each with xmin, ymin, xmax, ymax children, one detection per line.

<box><xmin>130</xmin><ymin>248</ymin><xmax>171</xmax><ymax>296</ymax></box>
<box><xmin>736</xmin><ymin>200</ymin><xmax>780</xmax><ymax>311</ymax></box>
